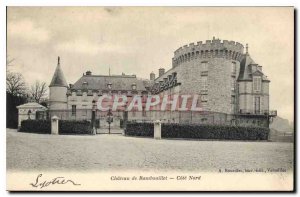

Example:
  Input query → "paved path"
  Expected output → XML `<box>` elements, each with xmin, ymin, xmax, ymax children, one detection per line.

<box><xmin>7</xmin><ymin>129</ymin><xmax>293</xmax><ymax>172</ymax></box>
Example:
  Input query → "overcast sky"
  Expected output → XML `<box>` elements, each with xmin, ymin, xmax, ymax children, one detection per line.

<box><xmin>7</xmin><ymin>7</ymin><xmax>294</xmax><ymax>122</ymax></box>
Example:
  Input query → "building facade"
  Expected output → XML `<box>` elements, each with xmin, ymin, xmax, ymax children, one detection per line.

<box><xmin>48</xmin><ymin>38</ymin><xmax>276</xmax><ymax>128</ymax></box>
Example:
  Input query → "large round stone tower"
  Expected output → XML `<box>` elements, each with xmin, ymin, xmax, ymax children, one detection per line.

<box><xmin>170</xmin><ymin>37</ymin><xmax>244</xmax><ymax>115</ymax></box>
<box><xmin>49</xmin><ymin>56</ymin><xmax>68</xmax><ymax>113</ymax></box>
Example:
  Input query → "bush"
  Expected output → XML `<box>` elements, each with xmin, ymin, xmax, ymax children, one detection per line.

<box><xmin>19</xmin><ymin>119</ymin><xmax>51</xmax><ymax>134</ymax></box>
<box><xmin>59</xmin><ymin>120</ymin><xmax>92</xmax><ymax>135</ymax></box>
<box><xmin>125</xmin><ymin>122</ymin><xmax>269</xmax><ymax>140</ymax></box>
<box><xmin>19</xmin><ymin>119</ymin><xmax>92</xmax><ymax>135</ymax></box>
<box><xmin>162</xmin><ymin>124</ymin><xmax>269</xmax><ymax>140</ymax></box>
<box><xmin>125</xmin><ymin>122</ymin><xmax>154</xmax><ymax>137</ymax></box>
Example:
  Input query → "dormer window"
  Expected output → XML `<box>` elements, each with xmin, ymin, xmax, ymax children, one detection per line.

<box><xmin>132</xmin><ymin>83</ymin><xmax>137</xmax><ymax>90</ymax></box>
<box><xmin>82</xmin><ymin>81</ymin><xmax>88</xmax><ymax>89</ymax></box>
<box><xmin>253</xmin><ymin>76</ymin><xmax>261</xmax><ymax>92</ymax></box>
<box><xmin>107</xmin><ymin>82</ymin><xmax>112</xmax><ymax>89</ymax></box>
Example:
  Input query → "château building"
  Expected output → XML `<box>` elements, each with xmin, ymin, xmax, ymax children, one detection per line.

<box><xmin>48</xmin><ymin>38</ymin><xmax>276</xmax><ymax>128</ymax></box>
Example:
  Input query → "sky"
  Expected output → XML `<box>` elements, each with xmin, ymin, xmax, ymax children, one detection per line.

<box><xmin>7</xmin><ymin>7</ymin><xmax>294</xmax><ymax>122</ymax></box>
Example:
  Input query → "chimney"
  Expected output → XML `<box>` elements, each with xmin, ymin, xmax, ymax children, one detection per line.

<box><xmin>86</xmin><ymin>71</ymin><xmax>92</xmax><ymax>75</ymax></box>
<box><xmin>150</xmin><ymin>72</ymin><xmax>155</xmax><ymax>80</ymax></box>
<box><xmin>159</xmin><ymin>68</ymin><xmax>165</xmax><ymax>77</ymax></box>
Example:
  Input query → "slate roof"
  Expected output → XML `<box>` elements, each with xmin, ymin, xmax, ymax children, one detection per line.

<box><xmin>49</xmin><ymin>57</ymin><xmax>68</xmax><ymax>87</ymax></box>
<box><xmin>237</xmin><ymin>54</ymin><xmax>255</xmax><ymax>81</ymax></box>
<box><xmin>71</xmin><ymin>74</ymin><xmax>151</xmax><ymax>91</ymax></box>
<box><xmin>237</xmin><ymin>53</ymin><xmax>269</xmax><ymax>82</ymax></box>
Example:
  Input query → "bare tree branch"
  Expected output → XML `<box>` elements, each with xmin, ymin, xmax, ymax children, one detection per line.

<box><xmin>6</xmin><ymin>72</ymin><xmax>27</xmax><ymax>96</ymax></box>
<box><xmin>29</xmin><ymin>80</ymin><xmax>48</xmax><ymax>103</ymax></box>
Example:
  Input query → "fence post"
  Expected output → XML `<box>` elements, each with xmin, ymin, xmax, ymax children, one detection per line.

<box><xmin>51</xmin><ymin>116</ymin><xmax>59</xmax><ymax>135</ymax></box>
<box><xmin>154</xmin><ymin>120</ymin><xmax>161</xmax><ymax>140</ymax></box>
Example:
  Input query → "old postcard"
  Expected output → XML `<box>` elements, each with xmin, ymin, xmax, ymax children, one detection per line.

<box><xmin>6</xmin><ymin>6</ymin><xmax>294</xmax><ymax>191</ymax></box>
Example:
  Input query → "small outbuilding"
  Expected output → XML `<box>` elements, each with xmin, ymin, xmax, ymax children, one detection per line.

<box><xmin>16</xmin><ymin>102</ymin><xmax>48</xmax><ymax>128</ymax></box>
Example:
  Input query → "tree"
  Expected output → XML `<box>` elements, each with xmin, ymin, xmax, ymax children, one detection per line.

<box><xmin>6</xmin><ymin>71</ymin><xmax>27</xmax><ymax>96</ymax></box>
<box><xmin>6</xmin><ymin>55</ymin><xmax>29</xmax><ymax>128</ymax></box>
<box><xmin>29</xmin><ymin>80</ymin><xmax>48</xmax><ymax>103</ymax></box>
<box><xmin>6</xmin><ymin>91</ymin><xmax>27</xmax><ymax>128</ymax></box>
<box><xmin>6</xmin><ymin>55</ymin><xmax>27</xmax><ymax>96</ymax></box>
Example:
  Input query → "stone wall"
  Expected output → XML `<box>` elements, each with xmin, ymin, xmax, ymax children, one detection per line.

<box><xmin>156</xmin><ymin>57</ymin><xmax>240</xmax><ymax>115</ymax></box>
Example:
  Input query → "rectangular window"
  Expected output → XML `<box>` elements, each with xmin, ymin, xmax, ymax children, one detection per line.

<box><xmin>231</xmin><ymin>96</ymin><xmax>235</xmax><ymax>104</ymax></box>
<box><xmin>231</xmin><ymin>77</ymin><xmax>236</xmax><ymax>91</ymax></box>
<box><xmin>201</xmin><ymin>62</ymin><xmax>208</xmax><ymax>71</ymax></box>
<box><xmin>71</xmin><ymin>105</ymin><xmax>76</xmax><ymax>116</ymax></box>
<box><xmin>201</xmin><ymin>76</ymin><xmax>208</xmax><ymax>91</ymax></box>
<box><xmin>232</xmin><ymin>62</ymin><xmax>236</xmax><ymax>74</ymax></box>
<box><xmin>253</xmin><ymin>76</ymin><xmax>261</xmax><ymax>92</ymax></box>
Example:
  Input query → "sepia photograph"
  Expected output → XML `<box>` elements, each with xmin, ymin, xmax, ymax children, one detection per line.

<box><xmin>5</xmin><ymin>6</ymin><xmax>294</xmax><ymax>191</ymax></box>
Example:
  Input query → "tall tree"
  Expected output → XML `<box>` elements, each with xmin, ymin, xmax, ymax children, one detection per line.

<box><xmin>29</xmin><ymin>80</ymin><xmax>48</xmax><ymax>103</ymax></box>
<box><xmin>6</xmin><ymin>55</ymin><xmax>29</xmax><ymax>128</ymax></box>
<box><xmin>6</xmin><ymin>71</ymin><xmax>27</xmax><ymax>96</ymax></box>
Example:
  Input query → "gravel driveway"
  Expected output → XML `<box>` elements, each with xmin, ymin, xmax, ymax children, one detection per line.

<box><xmin>7</xmin><ymin>129</ymin><xmax>294</xmax><ymax>172</ymax></box>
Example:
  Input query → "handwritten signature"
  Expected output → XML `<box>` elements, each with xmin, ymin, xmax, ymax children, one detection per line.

<box><xmin>30</xmin><ymin>174</ymin><xmax>81</xmax><ymax>189</ymax></box>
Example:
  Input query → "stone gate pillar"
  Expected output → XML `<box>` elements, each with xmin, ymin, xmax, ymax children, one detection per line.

<box><xmin>154</xmin><ymin>120</ymin><xmax>161</xmax><ymax>140</ymax></box>
<box><xmin>51</xmin><ymin>116</ymin><xmax>59</xmax><ymax>135</ymax></box>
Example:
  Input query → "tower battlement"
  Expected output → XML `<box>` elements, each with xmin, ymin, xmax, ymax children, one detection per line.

<box><xmin>175</xmin><ymin>38</ymin><xmax>244</xmax><ymax>56</ymax></box>
<box><xmin>172</xmin><ymin>38</ymin><xmax>245</xmax><ymax>67</ymax></box>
